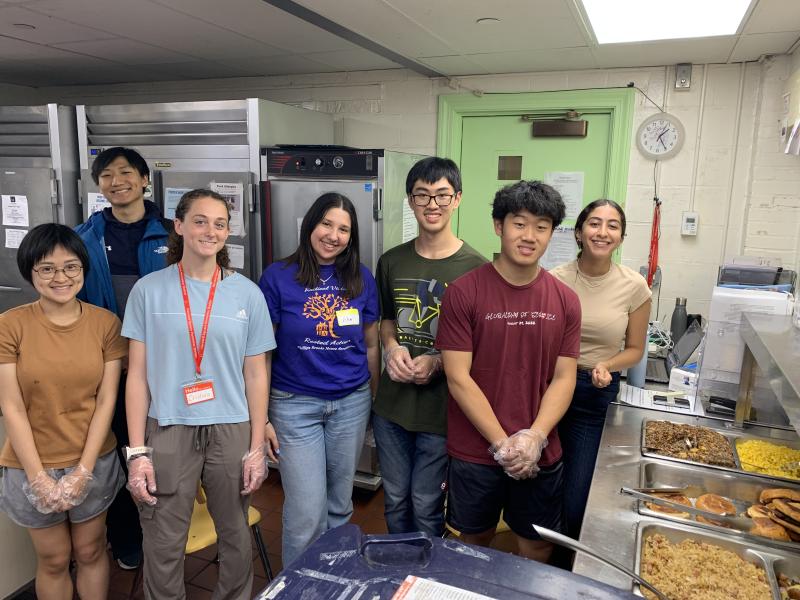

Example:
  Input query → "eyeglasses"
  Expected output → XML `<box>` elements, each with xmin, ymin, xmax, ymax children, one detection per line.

<box><xmin>33</xmin><ymin>264</ymin><xmax>83</xmax><ymax>280</ymax></box>
<box><xmin>410</xmin><ymin>193</ymin><xmax>456</xmax><ymax>207</ymax></box>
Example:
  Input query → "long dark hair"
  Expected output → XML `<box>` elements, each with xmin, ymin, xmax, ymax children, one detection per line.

<box><xmin>574</xmin><ymin>198</ymin><xmax>626</xmax><ymax>258</ymax></box>
<box><xmin>167</xmin><ymin>188</ymin><xmax>231</xmax><ymax>268</ymax></box>
<box><xmin>286</xmin><ymin>192</ymin><xmax>363</xmax><ymax>298</ymax></box>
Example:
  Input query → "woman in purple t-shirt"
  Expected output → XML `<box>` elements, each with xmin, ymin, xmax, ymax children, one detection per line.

<box><xmin>258</xmin><ymin>192</ymin><xmax>379</xmax><ymax>566</ymax></box>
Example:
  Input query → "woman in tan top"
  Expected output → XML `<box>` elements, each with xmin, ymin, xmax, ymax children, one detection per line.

<box><xmin>0</xmin><ymin>224</ymin><xmax>127</xmax><ymax>600</ymax></box>
<box><xmin>551</xmin><ymin>200</ymin><xmax>651</xmax><ymax>548</ymax></box>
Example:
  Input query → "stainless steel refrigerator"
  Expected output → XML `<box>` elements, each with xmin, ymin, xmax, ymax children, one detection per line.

<box><xmin>0</xmin><ymin>104</ymin><xmax>80</xmax><ymax>312</ymax></box>
<box><xmin>264</xmin><ymin>146</ymin><xmax>428</xmax><ymax>489</ymax></box>
<box><xmin>77</xmin><ymin>99</ymin><xmax>333</xmax><ymax>280</ymax></box>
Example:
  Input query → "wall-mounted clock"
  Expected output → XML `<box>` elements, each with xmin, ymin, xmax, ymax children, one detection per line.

<box><xmin>636</xmin><ymin>112</ymin><xmax>685</xmax><ymax>161</ymax></box>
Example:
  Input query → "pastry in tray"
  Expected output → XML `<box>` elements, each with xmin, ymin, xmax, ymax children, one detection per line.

<box><xmin>748</xmin><ymin>488</ymin><xmax>800</xmax><ymax>542</ymax></box>
<box><xmin>645</xmin><ymin>493</ymin><xmax>692</xmax><ymax>518</ymax></box>
<box><xmin>695</xmin><ymin>493</ymin><xmax>736</xmax><ymax>528</ymax></box>
<box><xmin>644</xmin><ymin>421</ymin><xmax>736</xmax><ymax>467</ymax></box>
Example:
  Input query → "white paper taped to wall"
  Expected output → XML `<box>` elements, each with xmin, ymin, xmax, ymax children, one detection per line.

<box><xmin>226</xmin><ymin>243</ymin><xmax>245</xmax><ymax>270</ymax></box>
<box><xmin>540</xmin><ymin>226</ymin><xmax>577</xmax><ymax>270</ymax></box>
<box><xmin>87</xmin><ymin>192</ymin><xmax>112</xmax><ymax>215</ymax></box>
<box><xmin>401</xmin><ymin>200</ymin><xmax>417</xmax><ymax>243</ymax></box>
<box><xmin>544</xmin><ymin>172</ymin><xmax>583</xmax><ymax>220</ymax></box>
<box><xmin>2</xmin><ymin>195</ymin><xmax>29</xmax><ymax>227</ymax></box>
<box><xmin>5</xmin><ymin>228</ymin><xmax>27</xmax><ymax>249</ymax></box>
<box><xmin>212</xmin><ymin>182</ymin><xmax>245</xmax><ymax>237</ymax></box>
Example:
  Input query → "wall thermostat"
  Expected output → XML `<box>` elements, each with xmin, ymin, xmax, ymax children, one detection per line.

<box><xmin>681</xmin><ymin>211</ymin><xmax>698</xmax><ymax>236</ymax></box>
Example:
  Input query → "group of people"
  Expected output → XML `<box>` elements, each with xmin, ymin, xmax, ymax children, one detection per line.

<box><xmin>0</xmin><ymin>147</ymin><xmax>650</xmax><ymax>600</ymax></box>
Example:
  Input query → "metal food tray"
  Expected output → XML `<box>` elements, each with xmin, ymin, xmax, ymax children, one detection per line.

<box><xmin>636</xmin><ymin>460</ymin><xmax>800</xmax><ymax>553</ymax></box>
<box><xmin>640</xmin><ymin>418</ymin><xmax>800</xmax><ymax>485</ymax></box>
<box><xmin>634</xmin><ymin>519</ymin><xmax>800</xmax><ymax>600</ymax></box>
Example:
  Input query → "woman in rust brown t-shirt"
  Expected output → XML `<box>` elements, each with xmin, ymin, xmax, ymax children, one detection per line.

<box><xmin>0</xmin><ymin>223</ymin><xmax>127</xmax><ymax>600</ymax></box>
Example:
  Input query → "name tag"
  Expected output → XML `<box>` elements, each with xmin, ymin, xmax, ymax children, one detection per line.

<box><xmin>336</xmin><ymin>308</ymin><xmax>360</xmax><ymax>326</ymax></box>
<box><xmin>183</xmin><ymin>379</ymin><xmax>216</xmax><ymax>406</ymax></box>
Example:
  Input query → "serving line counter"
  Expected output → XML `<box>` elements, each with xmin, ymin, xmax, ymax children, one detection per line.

<box><xmin>573</xmin><ymin>402</ymin><xmax>800</xmax><ymax>595</ymax></box>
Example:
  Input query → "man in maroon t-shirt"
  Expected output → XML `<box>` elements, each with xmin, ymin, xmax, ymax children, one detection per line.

<box><xmin>436</xmin><ymin>180</ymin><xmax>581</xmax><ymax>563</ymax></box>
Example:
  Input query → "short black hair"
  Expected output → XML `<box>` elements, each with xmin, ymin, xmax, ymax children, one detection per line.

<box><xmin>90</xmin><ymin>146</ymin><xmax>150</xmax><ymax>185</ymax></box>
<box><xmin>405</xmin><ymin>157</ymin><xmax>462</xmax><ymax>195</ymax></box>
<box><xmin>491</xmin><ymin>180</ymin><xmax>566</xmax><ymax>228</ymax></box>
<box><xmin>17</xmin><ymin>223</ymin><xmax>91</xmax><ymax>284</ymax></box>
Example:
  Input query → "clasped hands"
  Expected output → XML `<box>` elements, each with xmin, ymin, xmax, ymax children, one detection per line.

<box><xmin>24</xmin><ymin>464</ymin><xmax>94</xmax><ymax>514</ymax></box>
<box><xmin>384</xmin><ymin>345</ymin><xmax>440</xmax><ymax>385</ymax></box>
<box><xmin>489</xmin><ymin>428</ymin><xmax>549</xmax><ymax>480</ymax></box>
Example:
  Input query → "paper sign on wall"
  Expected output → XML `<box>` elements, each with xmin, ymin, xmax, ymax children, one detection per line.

<box><xmin>87</xmin><ymin>192</ymin><xmax>112</xmax><ymax>215</ymax></box>
<box><xmin>226</xmin><ymin>243</ymin><xmax>245</xmax><ymax>270</ymax></box>
<box><xmin>5</xmin><ymin>228</ymin><xmax>27</xmax><ymax>249</ymax></box>
<box><xmin>211</xmin><ymin>182</ymin><xmax>245</xmax><ymax>237</ymax></box>
<box><xmin>543</xmin><ymin>172</ymin><xmax>584</xmax><ymax>220</ymax></box>
<box><xmin>540</xmin><ymin>226</ymin><xmax>577</xmax><ymax>270</ymax></box>
<box><xmin>164</xmin><ymin>187</ymin><xmax>191</xmax><ymax>220</ymax></box>
<box><xmin>2</xmin><ymin>195</ymin><xmax>29</xmax><ymax>227</ymax></box>
<box><xmin>401</xmin><ymin>199</ymin><xmax>417</xmax><ymax>243</ymax></box>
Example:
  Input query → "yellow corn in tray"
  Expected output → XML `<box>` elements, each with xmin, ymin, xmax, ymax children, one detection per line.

<box><xmin>737</xmin><ymin>439</ymin><xmax>800</xmax><ymax>480</ymax></box>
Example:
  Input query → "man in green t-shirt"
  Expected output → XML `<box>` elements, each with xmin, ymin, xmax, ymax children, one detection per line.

<box><xmin>373</xmin><ymin>157</ymin><xmax>486</xmax><ymax>536</ymax></box>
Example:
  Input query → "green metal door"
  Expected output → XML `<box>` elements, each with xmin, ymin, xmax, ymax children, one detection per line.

<box><xmin>457</xmin><ymin>113</ymin><xmax>612</xmax><ymax>260</ymax></box>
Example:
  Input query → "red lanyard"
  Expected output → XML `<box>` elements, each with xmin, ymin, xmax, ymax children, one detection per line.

<box><xmin>178</xmin><ymin>262</ymin><xmax>220</xmax><ymax>378</ymax></box>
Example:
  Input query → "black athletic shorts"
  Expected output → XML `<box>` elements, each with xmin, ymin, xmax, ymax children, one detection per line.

<box><xmin>446</xmin><ymin>457</ymin><xmax>563</xmax><ymax>540</ymax></box>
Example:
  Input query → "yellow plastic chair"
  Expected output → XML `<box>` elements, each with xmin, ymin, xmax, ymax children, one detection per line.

<box><xmin>128</xmin><ymin>488</ymin><xmax>272</xmax><ymax>598</ymax></box>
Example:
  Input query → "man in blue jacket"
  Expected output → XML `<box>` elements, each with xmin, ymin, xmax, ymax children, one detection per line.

<box><xmin>76</xmin><ymin>147</ymin><xmax>170</xmax><ymax>570</ymax></box>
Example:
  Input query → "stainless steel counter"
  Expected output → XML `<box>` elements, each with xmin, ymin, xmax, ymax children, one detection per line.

<box><xmin>740</xmin><ymin>313</ymin><xmax>800</xmax><ymax>434</ymax></box>
<box><xmin>571</xmin><ymin>403</ymin><xmax>799</xmax><ymax>593</ymax></box>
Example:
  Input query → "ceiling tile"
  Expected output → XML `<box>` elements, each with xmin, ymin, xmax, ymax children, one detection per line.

<box><xmin>0</xmin><ymin>34</ymin><xmax>85</xmax><ymax>59</ymax></box>
<box><xmin>415</xmin><ymin>55</ymin><xmax>487</xmax><ymax>76</ymax></box>
<box><xmin>151</xmin><ymin>0</ymin><xmax>355</xmax><ymax>54</ymax></box>
<box><xmin>592</xmin><ymin>38</ymin><xmax>735</xmax><ymax>68</ymax></box>
<box><xmin>25</xmin><ymin>0</ymin><xmax>287</xmax><ymax>60</ymax></box>
<box><xmin>291</xmin><ymin>0</ymin><xmax>455</xmax><ymax>57</ymax></box>
<box><xmin>304</xmin><ymin>49</ymin><xmax>401</xmax><ymax>71</ymax></box>
<box><xmin>468</xmin><ymin>47</ymin><xmax>596</xmax><ymax>73</ymax></box>
<box><xmin>742</xmin><ymin>0</ymin><xmax>800</xmax><ymax>34</ymax></box>
<box><xmin>146</xmin><ymin>60</ymin><xmax>259</xmax><ymax>79</ymax></box>
<box><xmin>729</xmin><ymin>31</ymin><xmax>800</xmax><ymax>61</ymax></box>
<box><xmin>216</xmin><ymin>55</ymin><xmax>336</xmax><ymax>76</ymax></box>
<box><xmin>53</xmin><ymin>38</ymin><xmax>194</xmax><ymax>65</ymax></box>
<box><xmin>0</xmin><ymin>6</ymin><xmax>114</xmax><ymax>44</ymax></box>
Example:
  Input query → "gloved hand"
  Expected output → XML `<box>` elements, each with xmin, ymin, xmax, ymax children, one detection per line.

<box><xmin>22</xmin><ymin>470</ymin><xmax>63</xmax><ymax>514</ymax></box>
<box><xmin>127</xmin><ymin>453</ymin><xmax>157</xmax><ymax>506</ymax></box>
<box><xmin>57</xmin><ymin>464</ymin><xmax>93</xmax><ymax>510</ymax></box>
<box><xmin>383</xmin><ymin>345</ymin><xmax>415</xmax><ymax>383</ymax></box>
<box><xmin>241</xmin><ymin>444</ymin><xmax>267</xmax><ymax>495</ymax></box>
<box><xmin>490</xmin><ymin>428</ymin><xmax>549</xmax><ymax>480</ymax></box>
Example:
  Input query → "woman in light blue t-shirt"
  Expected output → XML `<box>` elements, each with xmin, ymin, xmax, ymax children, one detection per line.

<box><xmin>258</xmin><ymin>192</ymin><xmax>379</xmax><ymax>566</ymax></box>
<box><xmin>123</xmin><ymin>189</ymin><xmax>276</xmax><ymax>599</ymax></box>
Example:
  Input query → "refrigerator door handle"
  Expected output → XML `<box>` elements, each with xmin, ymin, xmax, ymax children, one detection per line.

<box><xmin>373</xmin><ymin>187</ymin><xmax>382</xmax><ymax>221</ymax></box>
<box><xmin>50</xmin><ymin>170</ymin><xmax>60</xmax><ymax>205</ymax></box>
<box><xmin>249</xmin><ymin>182</ymin><xmax>257</xmax><ymax>213</ymax></box>
<box><xmin>0</xmin><ymin>286</ymin><xmax>23</xmax><ymax>293</ymax></box>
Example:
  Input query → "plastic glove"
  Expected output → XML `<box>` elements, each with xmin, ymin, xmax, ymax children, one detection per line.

<box><xmin>127</xmin><ymin>454</ymin><xmax>157</xmax><ymax>506</ymax></box>
<box><xmin>492</xmin><ymin>428</ymin><xmax>549</xmax><ymax>480</ymax></box>
<box><xmin>411</xmin><ymin>353</ymin><xmax>441</xmax><ymax>385</ymax></box>
<box><xmin>22</xmin><ymin>470</ymin><xmax>63</xmax><ymax>514</ymax></box>
<box><xmin>57</xmin><ymin>464</ymin><xmax>93</xmax><ymax>510</ymax></box>
<box><xmin>383</xmin><ymin>345</ymin><xmax>415</xmax><ymax>383</ymax></box>
<box><xmin>241</xmin><ymin>444</ymin><xmax>267</xmax><ymax>495</ymax></box>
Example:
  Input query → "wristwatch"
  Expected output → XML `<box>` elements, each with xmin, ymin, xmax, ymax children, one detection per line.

<box><xmin>124</xmin><ymin>446</ymin><xmax>150</xmax><ymax>462</ymax></box>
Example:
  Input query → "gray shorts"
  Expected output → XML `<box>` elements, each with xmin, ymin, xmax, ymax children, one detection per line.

<box><xmin>0</xmin><ymin>450</ymin><xmax>124</xmax><ymax>529</ymax></box>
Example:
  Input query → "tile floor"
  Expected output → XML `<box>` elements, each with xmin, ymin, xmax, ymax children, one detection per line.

<box><xmin>13</xmin><ymin>470</ymin><xmax>387</xmax><ymax>599</ymax></box>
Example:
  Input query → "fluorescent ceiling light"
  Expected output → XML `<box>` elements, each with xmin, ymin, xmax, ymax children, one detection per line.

<box><xmin>582</xmin><ymin>0</ymin><xmax>752</xmax><ymax>44</ymax></box>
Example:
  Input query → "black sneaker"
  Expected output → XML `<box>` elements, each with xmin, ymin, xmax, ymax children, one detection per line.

<box><xmin>116</xmin><ymin>551</ymin><xmax>142</xmax><ymax>570</ymax></box>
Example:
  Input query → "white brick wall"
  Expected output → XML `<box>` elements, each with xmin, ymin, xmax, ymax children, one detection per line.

<box><xmin>6</xmin><ymin>55</ymin><xmax>798</xmax><ymax>320</ymax></box>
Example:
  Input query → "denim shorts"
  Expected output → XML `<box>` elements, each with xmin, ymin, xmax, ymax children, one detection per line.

<box><xmin>0</xmin><ymin>450</ymin><xmax>124</xmax><ymax>529</ymax></box>
<box><xmin>447</xmin><ymin>457</ymin><xmax>563</xmax><ymax>540</ymax></box>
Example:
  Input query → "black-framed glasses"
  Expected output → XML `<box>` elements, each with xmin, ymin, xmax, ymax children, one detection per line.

<box><xmin>33</xmin><ymin>264</ymin><xmax>83</xmax><ymax>280</ymax></box>
<box><xmin>410</xmin><ymin>193</ymin><xmax>456</xmax><ymax>207</ymax></box>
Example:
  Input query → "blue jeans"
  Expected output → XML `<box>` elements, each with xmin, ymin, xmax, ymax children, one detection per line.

<box><xmin>372</xmin><ymin>413</ymin><xmax>447</xmax><ymax>536</ymax></box>
<box><xmin>558</xmin><ymin>370</ymin><xmax>620</xmax><ymax>540</ymax></box>
<box><xmin>269</xmin><ymin>384</ymin><xmax>372</xmax><ymax>566</ymax></box>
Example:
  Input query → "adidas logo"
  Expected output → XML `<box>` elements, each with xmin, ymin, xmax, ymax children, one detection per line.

<box><xmin>236</xmin><ymin>309</ymin><xmax>247</xmax><ymax>319</ymax></box>
<box><xmin>154</xmin><ymin>246</ymin><xmax>168</xmax><ymax>254</ymax></box>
